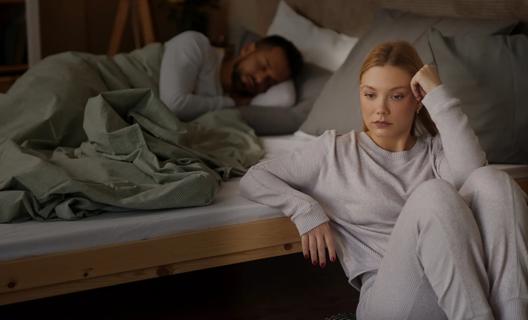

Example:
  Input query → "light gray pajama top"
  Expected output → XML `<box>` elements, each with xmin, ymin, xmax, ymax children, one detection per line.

<box><xmin>159</xmin><ymin>31</ymin><xmax>235</xmax><ymax>121</ymax></box>
<box><xmin>239</xmin><ymin>85</ymin><xmax>487</xmax><ymax>290</ymax></box>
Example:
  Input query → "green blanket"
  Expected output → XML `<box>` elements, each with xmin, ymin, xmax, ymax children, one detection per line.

<box><xmin>0</xmin><ymin>44</ymin><xmax>264</xmax><ymax>222</ymax></box>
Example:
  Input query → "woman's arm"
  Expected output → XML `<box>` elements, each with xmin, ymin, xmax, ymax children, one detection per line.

<box><xmin>411</xmin><ymin>65</ymin><xmax>486</xmax><ymax>189</ymax></box>
<box><xmin>240</xmin><ymin>132</ymin><xmax>331</xmax><ymax>234</ymax></box>
<box><xmin>239</xmin><ymin>131</ymin><xmax>337</xmax><ymax>266</ymax></box>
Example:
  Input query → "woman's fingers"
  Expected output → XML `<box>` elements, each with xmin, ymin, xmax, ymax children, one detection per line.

<box><xmin>317</xmin><ymin>232</ymin><xmax>326</xmax><ymax>267</ymax></box>
<box><xmin>415</xmin><ymin>85</ymin><xmax>426</xmax><ymax>102</ymax></box>
<box><xmin>301</xmin><ymin>223</ymin><xmax>338</xmax><ymax>268</ymax></box>
<box><xmin>301</xmin><ymin>234</ymin><xmax>309</xmax><ymax>260</ymax></box>
<box><xmin>410</xmin><ymin>74</ymin><xmax>422</xmax><ymax>101</ymax></box>
<box><xmin>412</xmin><ymin>64</ymin><xmax>442</xmax><ymax>96</ymax></box>
<box><xmin>301</xmin><ymin>231</ymin><xmax>318</xmax><ymax>264</ymax></box>
<box><xmin>325</xmin><ymin>230</ymin><xmax>337</xmax><ymax>263</ymax></box>
<box><xmin>309</xmin><ymin>232</ymin><xmax>318</xmax><ymax>266</ymax></box>
<box><xmin>411</xmin><ymin>82</ymin><xmax>422</xmax><ymax>101</ymax></box>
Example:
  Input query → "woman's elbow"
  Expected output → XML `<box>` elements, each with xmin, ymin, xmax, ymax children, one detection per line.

<box><xmin>239</xmin><ymin>168</ymin><xmax>254</xmax><ymax>192</ymax></box>
<box><xmin>239</xmin><ymin>166</ymin><xmax>263</xmax><ymax>200</ymax></box>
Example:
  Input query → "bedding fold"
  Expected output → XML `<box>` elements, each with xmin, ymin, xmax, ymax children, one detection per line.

<box><xmin>0</xmin><ymin>43</ymin><xmax>264</xmax><ymax>222</ymax></box>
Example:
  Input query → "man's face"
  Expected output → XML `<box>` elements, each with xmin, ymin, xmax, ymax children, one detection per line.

<box><xmin>231</xmin><ymin>45</ymin><xmax>291</xmax><ymax>96</ymax></box>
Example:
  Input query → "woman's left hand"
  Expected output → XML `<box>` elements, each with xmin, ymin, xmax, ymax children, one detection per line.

<box><xmin>301</xmin><ymin>222</ymin><xmax>336</xmax><ymax>268</ymax></box>
<box><xmin>410</xmin><ymin>64</ymin><xmax>442</xmax><ymax>102</ymax></box>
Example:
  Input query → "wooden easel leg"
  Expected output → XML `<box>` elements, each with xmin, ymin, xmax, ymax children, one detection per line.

<box><xmin>108</xmin><ymin>0</ymin><xmax>131</xmax><ymax>56</ymax></box>
<box><xmin>108</xmin><ymin>0</ymin><xmax>155</xmax><ymax>55</ymax></box>
<box><xmin>131</xmin><ymin>2</ymin><xmax>142</xmax><ymax>49</ymax></box>
<box><xmin>137</xmin><ymin>0</ymin><xmax>155</xmax><ymax>44</ymax></box>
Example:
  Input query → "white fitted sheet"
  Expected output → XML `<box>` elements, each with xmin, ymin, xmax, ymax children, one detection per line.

<box><xmin>0</xmin><ymin>133</ymin><xmax>314</xmax><ymax>261</ymax></box>
<box><xmin>0</xmin><ymin>132</ymin><xmax>526</xmax><ymax>261</ymax></box>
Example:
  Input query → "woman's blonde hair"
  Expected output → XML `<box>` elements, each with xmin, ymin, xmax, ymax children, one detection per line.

<box><xmin>359</xmin><ymin>41</ymin><xmax>438</xmax><ymax>136</ymax></box>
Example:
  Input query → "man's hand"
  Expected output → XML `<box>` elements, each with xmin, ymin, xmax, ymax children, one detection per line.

<box><xmin>301</xmin><ymin>222</ymin><xmax>337</xmax><ymax>268</ymax></box>
<box><xmin>410</xmin><ymin>64</ymin><xmax>442</xmax><ymax>102</ymax></box>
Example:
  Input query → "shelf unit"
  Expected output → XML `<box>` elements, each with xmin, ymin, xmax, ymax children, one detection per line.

<box><xmin>0</xmin><ymin>0</ymin><xmax>40</xmax><ymax>93</ymax></box>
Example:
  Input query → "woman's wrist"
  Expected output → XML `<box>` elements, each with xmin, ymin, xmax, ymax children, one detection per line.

<box><xmin>422</xmin><ymin>84</ymin><xmax>448</xmax><ymax>113</ymax></box>
<box><xmin>423</xmin><ymin>80</ymin><xmax>442</xmax><ymax>94</ymax></box>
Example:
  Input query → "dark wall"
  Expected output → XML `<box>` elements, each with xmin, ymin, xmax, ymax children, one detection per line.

<box><xmin>39</xmin><ymin>0</ymin><xmax>227</xmax><ymax>57</ymax></box>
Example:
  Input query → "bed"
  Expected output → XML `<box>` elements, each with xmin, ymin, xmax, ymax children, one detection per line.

<box><xmin>2</xmin><ymin>0</ymin><xmax>528</xmax><ymax>305</ymax></box>
<box><xmin>0</xmin><ymin>134</ymin><xmax>313</xmax><ymax>304</ymax></box>
<box><xmin>1</xmin><ymin>134</ymin><xmax>527</xmax><ymax>305</ymax></box>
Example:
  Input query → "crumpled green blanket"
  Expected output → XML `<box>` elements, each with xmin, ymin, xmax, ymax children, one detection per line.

<box><xmin>0</xmin><ymin>43</ymin><xmax>264</xmax><ymax>222</ymax></box>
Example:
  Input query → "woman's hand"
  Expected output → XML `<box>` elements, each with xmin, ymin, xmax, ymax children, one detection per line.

<box><xmin>301</xmin><ymin>222</ymin><xmax>337</xmax><ymax>268</ymax></box>
<box><xmin>410</xmin><ymin>64</ymin><xmax>442</xmax><ymax>102</ymax></box>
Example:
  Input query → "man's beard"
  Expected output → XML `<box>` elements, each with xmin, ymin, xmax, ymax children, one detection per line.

<box><xmin>231</xmin><ymin>63</ymin><xmax>253</xmax><ymax>96</ymax></box>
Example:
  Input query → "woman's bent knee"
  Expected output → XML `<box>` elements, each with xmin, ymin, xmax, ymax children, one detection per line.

<box><xmin>403</xmin><ymin>179</ymin><xmax>469</xmax><ymax>224</ymax></box>
<box><xmin>408</xmin><ymin>179</ymin><xmax>458</xmax><ymax>206</ymax></box>
<box><xmin>464</xmin><ymin>166</ymin><xmax>511</xmax><ymax>196</ymax></box>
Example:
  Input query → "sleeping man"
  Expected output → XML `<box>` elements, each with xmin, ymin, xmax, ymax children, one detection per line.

<box><xmin>159</xmin><ymin>31</ymin><xmax>303</xmax><ymax>121</ymax></box>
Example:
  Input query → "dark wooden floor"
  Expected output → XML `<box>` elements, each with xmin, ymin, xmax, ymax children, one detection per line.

<box><xmin>1</xmin><ymin>253</ymin><xmax>359</xmax><ymax>320</ymax></box>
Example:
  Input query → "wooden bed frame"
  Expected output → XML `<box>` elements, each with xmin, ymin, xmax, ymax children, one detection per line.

<box><xmin>2</xmin><ymin>0</ymin><xmax>527</xmax><ymax>306</ymax></box>
<box><xmin>1</xmin><ymin>178</ymin><xmax>526</xmax><ymax>305</ymax></box>
<box><xmin>0</xmin><ymin>216</ymin><xmax>301</xmax><ymax>305</ymax></box>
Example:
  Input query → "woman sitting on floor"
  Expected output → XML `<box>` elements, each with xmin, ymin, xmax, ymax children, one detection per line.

<box><xmin>240</xmin><ymin>41</ymin><xmax>528</xmax><ymax>319</ymax></box>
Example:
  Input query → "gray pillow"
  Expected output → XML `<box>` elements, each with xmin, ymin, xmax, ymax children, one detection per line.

<box><xmin>428</xmin><ymin>29</ymin><xmax>528</xmax><ymax>164</ymax></box>
<box><xmin>239</xmin><ymin>62</ymin><xmax>332</xmax><ymax>135</ymax></box>
<box><xmin>299</xmin><ymin>9</ymin><xmax>519</xmax><ymax>136</ymax></box>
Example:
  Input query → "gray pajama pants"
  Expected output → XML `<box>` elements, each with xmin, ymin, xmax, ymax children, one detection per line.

<box><xmin>356</xmin><ymin>167</ymin><xmax>528</xmax><ymax>320</ymax></box>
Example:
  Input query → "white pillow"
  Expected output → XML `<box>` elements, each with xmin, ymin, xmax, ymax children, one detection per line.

<box><xmin>250</xmin><ymin>80</ymin><xmax>296</xmax><ymax>108</ymax></box>
<box><xmin>267</xmin><ymin>1</ymin><xmax>358</xmax><ymax>72</ymax></box>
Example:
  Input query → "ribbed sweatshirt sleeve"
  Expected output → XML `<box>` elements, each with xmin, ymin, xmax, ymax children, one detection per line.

<box><xmin>422</xmin><ymin>85</ymin><xmax>487</xmax><ymax>189</ymax></box>
<box><xmin>159</xmin><ymin>32</ymin><xmax>235</xmax><ymax>121</ymax></box>
<box><xmin>239</xmin><ymin>132</ymin><xmax>334</xmax><ymax>235</ymax></box>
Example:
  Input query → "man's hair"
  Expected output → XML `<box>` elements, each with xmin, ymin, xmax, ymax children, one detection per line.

<box><xmin>255</xmin><ymin>35</ymin><xmax>304</xmax><ymax>78</ymax></box>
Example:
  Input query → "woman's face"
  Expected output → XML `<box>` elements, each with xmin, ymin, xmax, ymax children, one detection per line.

<box><xmin>359</xmin><ymin>65</ymin><xmax>420</xmax><ymax>150</ymax></box>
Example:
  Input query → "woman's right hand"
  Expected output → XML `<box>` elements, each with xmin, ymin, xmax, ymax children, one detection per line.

<box><xmin>410</xmin><ymin>64</ymin><xmax>442</xmax><ymax>102</ymax></box>
<box><xmin>301</xmin><ymin>222</ymin><xmax>337</xmax><ymax>268</ymax></box>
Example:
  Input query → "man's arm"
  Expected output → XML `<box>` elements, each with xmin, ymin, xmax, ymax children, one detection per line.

<box><xmin>159</xmin><ymin>32</ymin><xmax>235</xmax><ymax>121</ymax></box>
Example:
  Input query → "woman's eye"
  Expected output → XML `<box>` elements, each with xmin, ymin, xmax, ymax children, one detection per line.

<box><xmin>364</xmin><ymin>93</ymin><xmax>375</xmax><ymax>99</ymax></box>
<box><xmin>392</xmin><ymin>94</ymin><xmax>404</xmax><ymax>101</ymax></box>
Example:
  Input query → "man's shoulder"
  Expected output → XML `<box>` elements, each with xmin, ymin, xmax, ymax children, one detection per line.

<box><xmin>165</xmin><ymin>31</ymin><xmax>210</xmax><ymax>48</ymax></box>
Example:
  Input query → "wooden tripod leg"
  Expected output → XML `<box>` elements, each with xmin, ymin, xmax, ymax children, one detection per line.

<box><xmin>108</xmin><ymin>0</ymin><xmax>131</xmax><ymax>56</ymax></box>
<box><xmin>131</xmin><ymin>2</ymin><xmax>142</xmax><ymax>49</ymax></box>
<box><xmin>137</xmin><ymin>0</ymin><xmax>155</xmax><ymax>44</ymax></box>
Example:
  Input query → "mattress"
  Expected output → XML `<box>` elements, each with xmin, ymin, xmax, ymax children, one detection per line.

<box><xmin>0</xmin><ymin>132</ymin><xmax>526</xmax><ymax>261</ymax></box>
<box><xmin>0</xmin><ymin>133</ymin><xmax>314</xmax><ymax>261</ymax></box>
